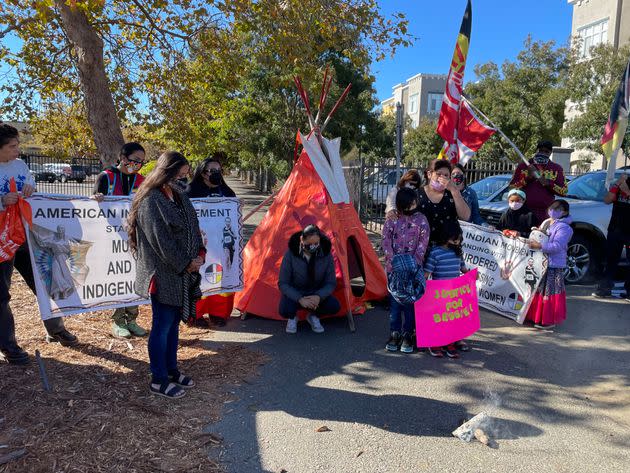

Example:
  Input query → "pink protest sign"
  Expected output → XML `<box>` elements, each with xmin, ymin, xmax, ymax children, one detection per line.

<box><xmin>415</xmin><ymin>269</ymin><xmax>480</xmax><ymax>347</ymax></box>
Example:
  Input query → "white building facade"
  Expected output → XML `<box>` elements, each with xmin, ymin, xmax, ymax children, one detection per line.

<box><xmin>380</xmin><ymin>73</ymin><xmax>447</xmax><ymax>127</ymax></box>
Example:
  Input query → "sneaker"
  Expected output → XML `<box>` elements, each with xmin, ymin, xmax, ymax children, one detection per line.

<box><xmin>307</xmin><ymin>314</ymin><xmax>325</xmax><ymax>333</ymax></box>
<box><xmin>400</xmin><ymin>333</ymin><xmax>414</xmax><ymax>354</ymax></box>
<box><xmin>111</xmin><ymin>322</ymin><xmax>132</xmax><ymax>339</ymax></box>
<box><xmin>428</xmin><ymin>347</ymin><xmax>444</xmax><ymax>358</ymax></box>
<box><xmin>385</xmin><ymin>331</ymin><xmax>401</xmax><ymax>352</ymax></box>
<box><xmin>46</xmin><ymin>329</ymin><xmax>79</xmax><ymax>347</ymax></box>
<box><xmin>0</xmin><ymin>346</ymin><xmax>30</xmax><ymax>365</ymax></box>
<box><xmin>286</xmin><ymin>317</ymin><xmax>298</xmax><ymax>334</ymax></box>
<box><xmin>534</xmin><ymin>324</ymin><xmax>556</xmax><ymax>330</ymax></box>
<box><xmin>445</xmin><ymin>344</ymin><xmax>460</xmax><ymax>359</ymax></box>
<box><xmin>126</xmin><ymin>321</ymin><xmax>148</xmax><ymax>337</ymax></box>
<box><xmin>592</xmin><ymin>288</ymin><xmax>612</xmax><ymax>298</ymax></box>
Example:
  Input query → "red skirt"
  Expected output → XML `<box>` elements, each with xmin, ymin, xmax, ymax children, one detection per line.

<box><xmin>195</xmin><ymin>293</ymin><xmax>235</xmax><ymax>320</ymax></box>
<box><xmin>525</xmin><ymin>268</ymin><xmax>567</xmax><ymax>326</ymax></box>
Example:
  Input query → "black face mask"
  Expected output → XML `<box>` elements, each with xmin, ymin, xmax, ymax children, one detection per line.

<box><xmin>448</xmin><ymin>242</ymin><xmax>463</xmax><ymax>256</ymax></box>
<box><xmin>452</xmin><ymin>174</ymin><xmax>465</xmax><ymax>186</ymax></box>
<box><xmin>172</xmin><ymin>178</ymin><xmax>188</xmax><ymax>191</ymax></box>
<box><xmin>402</xmin><ymin>208</ymin><xmax>416</xmax><ymax>215</ymax></box>
<box><xmin>208</xmin><ymin>170</ymin><xmax>222</xmax><ymax>185</ymax></box>
<box><xmin>306</xmin><ymin>243</ymin><xmax>320</xmax><ymax>253</ymax></box>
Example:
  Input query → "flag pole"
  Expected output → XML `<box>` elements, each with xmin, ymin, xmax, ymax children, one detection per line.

<box><xmin>461</xmin><ymin>94</ymin><xmax>538</xmax><ymax>175</ymax></box>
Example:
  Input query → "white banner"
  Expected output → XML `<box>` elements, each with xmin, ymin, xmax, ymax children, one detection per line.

<box><xmin>25</xmin><ymin>195</ymin><xmax>242</xmax><ymax>320</ymax></box>
<box><xmin>460</xmin><ymin>222</ymin><xmax>548</xmax><ymax>323</ymax></box>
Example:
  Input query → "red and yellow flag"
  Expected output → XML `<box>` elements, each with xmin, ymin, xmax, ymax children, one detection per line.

<box><xmin>602</xmin><ymin>59</ymin><xmax>630</xmax><ymax>185</ymax></box>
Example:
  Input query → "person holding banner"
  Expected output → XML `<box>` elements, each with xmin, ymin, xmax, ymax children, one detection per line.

<box><xmin>93</xmin><ymin>142</ymin><xmax>148</xmax><ymax>339</ymax></box>
<box><xmin>187</xmin><ymin>156</ymin><xmax>237</xmax><ymax>328</ymax></box>
<box><xmin>452</xmin><ymin>164</ymin><xmax>485</xmax><ymax>226</ymax></box>
<box><xmin>593</xmin><ymin>173</ymin><xmax>630</xmax><ymax>300</ymax></box>
<box><xmin>382</xmin><ymin>187</ymin><xmax>429</xmax><ymax>353</ymax></box>
<box><xmin>417</xmin><ymin>160</ymin><xmax>470</xmax><ymax>245</ymax></box>
<box><xmin>128</xmin><ymin>151</ymin><xmax>205</xmax><ymax>399</ymax></box>
<box><xmin>424</xmin><ymin>220</ymin><xmax>470</xmax><ymax>358</ymax></box>
<box><xmin>526</xmin><ymin>200</ymin><xmax>573</xmax><ymax>329</ymax></box>
<box><xmin>1</xmin><ymin>124</ymin><xmax>78</xmax><ymax>365</ymax></box>
<box><xmin>384</xmin><ymin>169</ymin><xmax>422</xmax><ymax>221</ymax></box>
<box><xmin>497</xmin><ymin>189</ymin><xmax>536</xmax><ymax>238</ymax></box>
<box><xmin>509</xmin><ymin>140</ymin><xmax>567</xmax><ymax>225</ymax></box>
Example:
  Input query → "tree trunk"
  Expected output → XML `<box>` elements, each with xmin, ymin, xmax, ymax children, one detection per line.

<box><xmin>56</xmin><ymin>1</ymin><xmax>124</xmax><ymax>167</ymax></box>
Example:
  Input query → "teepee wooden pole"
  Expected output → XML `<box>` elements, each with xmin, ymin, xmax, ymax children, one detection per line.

<box><xmin>321</xmin><ymin>83</ymin><xmax>352</xmax><ymax>133</ymax></box>
<box><xmin>314</xmin><ymin>66</ymin><xmax>329</xmax><ymax>126</ymax></box>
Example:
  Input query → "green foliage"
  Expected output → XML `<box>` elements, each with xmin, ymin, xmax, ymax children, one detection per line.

<box><xmin>562</xmin><ymin>42</ymin><xmax>630</xmax><ymax>156</ymax></box>
<box><xmin>403</xmin><ymin>118</ymin><xmax>443</xmax><ymax>166</ymax></box>
<box><xmin>464</xmin><ymin>37</ymin><xmax>570</xmax><ymax>162</ymax></box>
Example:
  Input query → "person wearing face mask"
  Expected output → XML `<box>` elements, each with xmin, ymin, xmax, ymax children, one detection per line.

<box><xmin>127</xmin><ymin>151</ymin><xmax>205</xmax><ymax>399</ymax></box>
<box><xmin>278</xmin><ymin>224</ymin><xmax>340</xmax><ymax>334</ymax></box>
<box><xmin>384</xmin><ymin>169</ymin><xmax>422</xmax><ymax>221</ymax></box>
<box><xmin>451</xmin><ymin>164</ymin><xmax>485</xmax><ymax>226</ymax></box>
<box><xmin>424</xmin><ymin>220</ymin><xmax>470</xmax><ymax>358</ymax></box>
<box><xmin>417</xmin><ymin>159</ymin><xmax>471</xmax><ymax>245</ymax></box>
<box><xmin>526</xmin><ymin>200</ymin><xmax>573</xmax><ymax>329</ymax></box>
<box><xmin>93</xmin><ymin>142</ymin><xmax>147</xmax><ymax>338</ymax></box>
<box><xmin>497</xmin><ymin>189</ymin><xmax>536</xmax><ymax>238</ymax></box>
<box><xmin>382</xmin><ymin>188</ymin><xmax>430</xmax><ymax>353</ymax></box>
<box><xmin>509</xmin><ymin>140</ymin><xmax>567</xmax><ymax>225</ymax></box>
<box><xmin>187</xmin><ymin>156</ymin><xmax>236</xmax><ymax>199</ymax></box>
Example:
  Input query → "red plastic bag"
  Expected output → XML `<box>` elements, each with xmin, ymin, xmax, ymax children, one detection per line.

<box><xmin>0</xmin><ymin>178</ymin><xmax>33</xmax><ymax>262</ymax></box>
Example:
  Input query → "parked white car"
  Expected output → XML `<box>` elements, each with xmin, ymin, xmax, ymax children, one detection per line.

<box><xmin>471</xmin><ymin>170</ymin><xmax>629</xmax><ymax>284</ymax></box>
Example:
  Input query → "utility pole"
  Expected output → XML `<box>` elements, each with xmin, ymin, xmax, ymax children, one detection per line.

<box><xmin>395</xmin><ymin>102</ymin><xmax>404</xmax><ymax>182</ymax></box>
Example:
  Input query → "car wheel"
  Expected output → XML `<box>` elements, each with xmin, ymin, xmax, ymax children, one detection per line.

<box><xmin>60</xmin><ymin>175</ymin><xmax>68</xmax><ymax>183</ymax></box>
<box><xmin>564</xmin><ymin>234</ymin><xmax>594</xmax><ymax>284</ymax></box>
<box><xmin>48</xmin><ymin>176</ymin><xmax>55</xmax><ymax>183</ymax></box>
<box><xmin>76</xmin><ymin>178</ymin><xmax>84</xmax><ymax>184</ymax></box>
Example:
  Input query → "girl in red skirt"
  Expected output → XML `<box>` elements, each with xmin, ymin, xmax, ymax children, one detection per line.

<box><xmin>526</xmin><ymin>199</ymin><xmax>573</xmax><ymax>329</ymax></box>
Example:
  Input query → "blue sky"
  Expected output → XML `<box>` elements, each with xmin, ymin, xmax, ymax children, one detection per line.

<box><xmin>372</xmin><ymin>0</ymin><xmax>574</xmax><ymax>102</ymax></box>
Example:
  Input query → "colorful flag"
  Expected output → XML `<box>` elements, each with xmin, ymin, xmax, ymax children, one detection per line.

<box><xmin>601</xmin><ymin>59</ymin><xmax>630</xmax><ymax>186</ymax></box>
<box><xmin>436</xmin><ymin>0</ymin><xmax>472</xmax><ymax>162</ymax></box>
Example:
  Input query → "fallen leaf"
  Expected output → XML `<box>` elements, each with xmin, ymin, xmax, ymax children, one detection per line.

<box><xmin>315</xmin><ymin>426</ymin><xmax>331</xmax><ymax>433</ymax></box>
<box><xmin>356</xmin><ymin>450</ymin><xmax>363</xmax><ymax>457</ymax></box>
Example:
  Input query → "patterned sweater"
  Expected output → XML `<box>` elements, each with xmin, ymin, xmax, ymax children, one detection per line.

<box><xmin>382</xmin><ymin>212</ymin><xmax>430</xmax><ymax>273</ymax></box>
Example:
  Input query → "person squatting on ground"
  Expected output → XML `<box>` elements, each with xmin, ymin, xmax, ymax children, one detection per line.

<box><xmin>92</xmin><ymin>142</ymin><xmax>148</xmax><ymax>339</ymax></box>
<box><xmin>593</xmin><ymin>172</ymin><xmax>630</xmax><ymax>301</ymax></box>
<box><xmin>424</xmin><ymin>220</ymin><xmax>471</xmax><ymax>359</ymax></box>
<box><xmin>382</xmin><ymin>187</ymin><xmax>429</xmax><ymax>354</ymax></box>
<box><xmin>278</xmin><ymin>224</ymin><xmax>341</xmax><ymax>334</ymax></box>
<box><xmin>451</xmin><ymin>163</ymin><xmax>486</xmax><ymax>226</ymax></box>
<box><xmin>497</xmin><ymin>189</ymin><xmax>536</xmax><ymax>238</ymax></box>
<box><xmin>526</xmin><ymin>200</ymin><xmax>574</xmax><ymax>329</ymax></box>
<box><xmin>0</xmin><ymin>124</ymin><xmax>78</xmax><ymax>365</ymax></box>
<box><xmin>128</xmin><ymin>151</ymin><xmax>205</xmax><ymax>399</ymax></box>
<box><xmin>509</xmin><ymin>140</ymin><xmax>567</xmax><ymax>225</ymax></box>
<box><xmin>385</xmin><ymin>169</ymin><xmax>422</xmax><ymax>221</ymax></box>
<box><xmin>187</xmin><ymin>156</ymin><xmax>238</xmax><ymax>328</ymax></box>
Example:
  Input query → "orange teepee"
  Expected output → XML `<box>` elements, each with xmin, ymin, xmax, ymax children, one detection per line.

<box><xmin>235</xmin><ymin>72</ymin><xmax>387</xmax><ymax>324</ymax></box>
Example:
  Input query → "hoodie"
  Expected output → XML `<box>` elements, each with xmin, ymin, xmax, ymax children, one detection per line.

<box><xmin>278</xmin><ymin>231</ymin><xmax>336</xmax><ymax>302</ymax></box>
<box><xmin>540</xmin><ymin>216</ymin><xmax>574</xmax><ymax>268</ymax></box>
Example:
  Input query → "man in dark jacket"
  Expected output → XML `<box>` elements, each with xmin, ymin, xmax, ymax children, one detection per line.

<box><xmin>278</xmin><ymin>225</ymin><xmax>340</xmax><ymax>334</ymax></box>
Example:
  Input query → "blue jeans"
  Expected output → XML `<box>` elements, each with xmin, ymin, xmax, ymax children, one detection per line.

<box><xmin>389</xmin><ymin>295</ymin><xmax>415</xmax><ymax>334</ymax></box>
<box><xmin>148</xmin><ymin>296</ymin><xmax>181</xmax><ymax>384</ymax></box>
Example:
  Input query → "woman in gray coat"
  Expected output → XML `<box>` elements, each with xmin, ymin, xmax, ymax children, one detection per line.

<box><xmin>127</xmin><ymin>151</ymin><xmax>205</xmax><ymax>399</ymax></box>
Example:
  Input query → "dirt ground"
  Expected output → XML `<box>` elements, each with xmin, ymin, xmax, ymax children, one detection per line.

<box><xmin>0</xmin><ymin>277</ymin><xmax>267</xmax><ymax>473</ymax></box>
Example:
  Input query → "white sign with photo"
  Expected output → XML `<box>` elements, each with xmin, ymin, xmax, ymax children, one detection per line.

<box><xmin>460</xmin><ymin>221</ymin><xmax>548</xmax><ymax>323</ymax></box>
<box><xmin>25</xmin><ymin>195</ymin><xmax>242</xmax><ymax>320</ymax></box>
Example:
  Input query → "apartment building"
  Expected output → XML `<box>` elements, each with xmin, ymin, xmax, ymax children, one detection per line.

<box><xmin>563</xmin><ymin>0</ymin><xmax>630</xmax><ymax>170</ymax></box>
<box><xmin>380</xmin><ymin>73</ymin><xmax>447</xmax><ymax>128</ymax></box>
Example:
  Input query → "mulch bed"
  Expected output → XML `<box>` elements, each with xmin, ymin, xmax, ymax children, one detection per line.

<box><xmin>0</xmin><ymin>277</ymin><xmax>267</xmax><ymax>473</ymax></box>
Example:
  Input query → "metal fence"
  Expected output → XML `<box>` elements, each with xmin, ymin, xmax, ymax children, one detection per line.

<box><xmin>20</xmin><ymin>154</ymin><xmax>102</xmax><ymax>197</ymax></box>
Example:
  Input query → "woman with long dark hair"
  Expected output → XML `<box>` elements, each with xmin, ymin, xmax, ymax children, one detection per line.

<box><xmin>128</xmin><ymin>151</ymin><xmax>205</xmax><ymax>399</ymax></box>
<box><xmin>188</xmin><ymin>156</ymin><xmax>236</xmax><ymax>198</ymax></box>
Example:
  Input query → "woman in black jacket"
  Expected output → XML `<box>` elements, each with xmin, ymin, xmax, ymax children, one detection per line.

<box><xmin>187</xmin><ymin>156</ymin><xmax>236</xmax><ymax>198</ymax></box>
<box><xmin>128</xmin><ymin>151</ymin><xmax>205</xmax><ymax>399</ymax></box>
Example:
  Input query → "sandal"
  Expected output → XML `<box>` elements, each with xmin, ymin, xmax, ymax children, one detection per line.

<box><xmin>455</xmin><ymin>340</ymin><xmax>471</xmax><ymax>352</ymax></box>
<box><xmin>169</xmin><ymin>372</ymin><xmax>195</xmax><ymax>389</ymax></box>
<box><xmin>428</xmin><ymin>347</ymin><xmax>444</xmax><ymax>358</ymax></box>
<box><xmin>150</xmin><ymin>381</ymin><xmax>186</xmax><ymax>399</ymax></box>
<box><xmin>445</xmin><ymin>344</ymin><xmax>460</xmax><ymax>359</ymax></box>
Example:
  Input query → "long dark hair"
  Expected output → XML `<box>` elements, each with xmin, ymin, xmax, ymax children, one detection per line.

<box><xmin>127</xmin><ymin>151</ymin><xmax>189</xmax><ymax>252</ymax></box>
<box><xmin>191</xmin><ymin>157</ymin><xmax>225</xmax><ymax>189</ymax></box>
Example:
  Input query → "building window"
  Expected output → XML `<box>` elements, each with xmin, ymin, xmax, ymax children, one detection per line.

<box><xmin>409</xmin><ymin>93</ymin><xmax>419</xmax><ymax>114</ymax></box>
<box><xmin>428</xmin><ymin>93</ymin><xmax>443</xmax><ymax>114</ymax></box>
<box><xmin>577</xmin><ymin>18</ymin><xmax>608</xmax><ymax>58</ymax></box>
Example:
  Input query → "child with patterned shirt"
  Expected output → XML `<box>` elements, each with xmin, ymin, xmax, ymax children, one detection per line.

<box><xmin>424</xmin><ymin>220</ymin><xmax>469</xmax><ymax>359</ymax></box>
<box><xmin>382</xmin><ymin>188</ymin><xmax>430</xmax><ymax>354</ymax></box>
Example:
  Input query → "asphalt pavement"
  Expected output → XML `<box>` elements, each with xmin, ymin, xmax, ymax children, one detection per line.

<box><xmin>199</xmin><ymin>176</ymin><xmax>630</xmax><ymax>473</ymax></box>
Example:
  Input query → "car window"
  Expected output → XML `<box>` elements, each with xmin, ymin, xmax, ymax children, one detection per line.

<box><xmin>469</xmin><ymin>175</ymin><xmax>511</xmax><ymax>200</ymax></box>
<box><xmin>566</xmin><ymin>172</ymin><xmax>625</xmax><ymax>201</ymax></box>
<box><xmin>387</xmin><ymin>171</ymin><xmax>398</xmax><ymax>185</ymax></box>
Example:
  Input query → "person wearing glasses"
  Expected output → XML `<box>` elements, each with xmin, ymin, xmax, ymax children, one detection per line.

<box><xmin>187</xmin><ymin>155</ymin><xmax>236</xmax><ymax>199</ymax></box>
<box><xmin>92</xmin><ymin>142</ymin><xmax>148</xmax><ymax>338</ymax></box>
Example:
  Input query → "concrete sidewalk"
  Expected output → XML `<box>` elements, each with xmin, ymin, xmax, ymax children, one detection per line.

<box><xmin>210</xmin><ymin>176</ymin><xmax>630</xmax><ymax>473</ymax></box>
